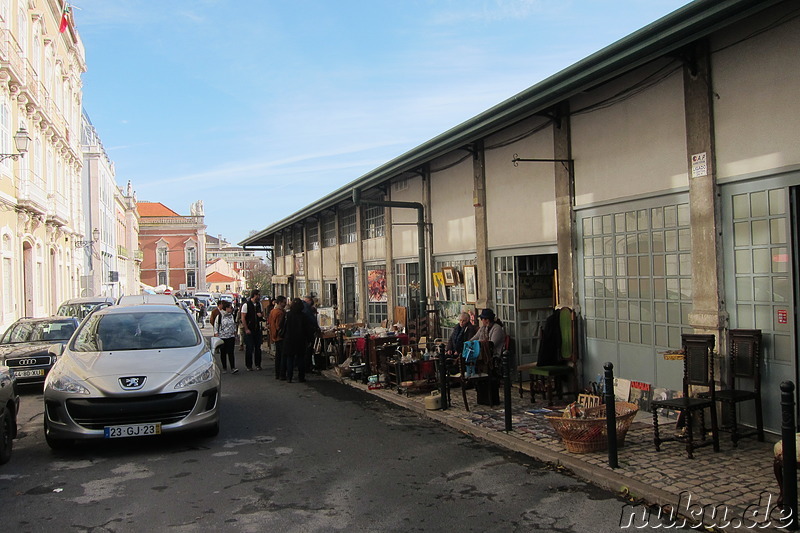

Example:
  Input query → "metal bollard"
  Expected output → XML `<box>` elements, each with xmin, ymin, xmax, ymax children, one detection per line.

<box><xmin>604</xmin><ymin>362</ymin><xmax>618</xmax><ymax>469</ymax></box>
<box><xmin>438</xmin><ymin>344</ymin><xmax>448</xmax><ymax>410</ymax></box>
<box><xmin>503</xmin><ymin>349</ymin><xmax>512</xmax><ymax>432</ymax></box>
<box><xmin>781</xmin><ymin>381</ymin><xmax>798</xmax><ymax>530</ymax></box>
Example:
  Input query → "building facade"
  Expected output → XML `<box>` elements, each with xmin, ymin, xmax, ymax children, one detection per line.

<box><xmin>0</xmin><ymin>0</ymin><xmax>87</xmax><ymax>330</ymax></box>
<box><xmin>138</xmin><ymin>201</ymin><xmax>207</xmax><ymax>294</ymax></box>
<box><xmin>243</xmin><ymin>0</ymin><xmax>800</xmax><ymax>435</ymax></box>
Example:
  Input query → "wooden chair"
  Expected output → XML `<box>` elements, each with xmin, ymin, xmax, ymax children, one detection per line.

<box><xmin>652</xmin><ymin>333</ymin><xmax>719</xmax><ymax>459</ymax></box>
<box><xmin>702</xmin><ymin>329</ymin><xmax>764</xmax><ymax>446</ymax></box>
<box><xmin>527</xmin><ymin>307</ymin><xmax>579</xmax><ymax>406</ymax></box>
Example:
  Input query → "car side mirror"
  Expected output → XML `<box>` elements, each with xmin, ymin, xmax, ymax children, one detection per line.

<box><xmin>48</xmin><ymin>343</ymin><xmax>66</xmax><ymax>357</ymax></box>
<box><xmin>209</xmin><ymin>337</ymin><xmax>223</xmax><ymax>352</ymax></box>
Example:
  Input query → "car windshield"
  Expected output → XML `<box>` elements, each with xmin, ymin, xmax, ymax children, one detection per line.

<box><xmin>72</xmin><ymin>312</ymin><xmax>200</xmax><ymax>352</ymax></box>
<box><xmin>57</xmin><ymin>303</ymin><xmax>102</xmax><ymax>320</ymax></box>
<box><xmin>1</xmin><ymin>321</ymin><xmax>76</xmax><ymax>344</ymax></box>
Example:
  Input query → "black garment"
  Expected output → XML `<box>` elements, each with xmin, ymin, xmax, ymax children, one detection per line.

<box><xmin>219</xmin><ymin>337</ymin><xmax>236</xmax><ymax>370</ymax></box>
<box><xmin>537</xmin><ymin>309</ymin><xmax>563</xmax><ymax>366</ymax></box>
<box><xmin>243</xmin><ymin>299</ymin><xmax>263</xmax><ymax>332</ymax></box>
<box><xmin>283</xmin><ymin>309</ymin><xmax>314</xmax><ymax>382</ymax></box>
<box><xmin>446</xmin><ymin>322</ymin><xmax>478</xmax><ymax>354</ymax></box>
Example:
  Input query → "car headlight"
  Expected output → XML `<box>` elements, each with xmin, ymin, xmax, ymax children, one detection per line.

<box><xmin>174</xmin><ymin>362</ymin><xmax>215</xmax><ymax>389</ymax></box>
<box><xmin>48</xmin><ymin>374</ymin><xmax>90</xmax><ymax>395</ymax></box>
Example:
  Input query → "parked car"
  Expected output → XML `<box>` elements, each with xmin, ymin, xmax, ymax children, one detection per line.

<box><xmin>43</xmin><ymin>303</ymin><xmax>223</xmax><ymax>449</ymax></box>
<box><xmin>178</xmin><ymin>298</ymin><xmax>197</xmax><ymax>312</ymax></box>
<box><xmin>116</xmin><ymin>294</ymin><xmax>178</xmax><ymax>306</ymax></box>
<box><xmin>0</xmin><ymin>365</ymin><xmax>19</xmax><ymax>464</ymax></box>
<box><xmin>57</xmin><ymin>297</ymin><xmax>115</xmax><ymax>321</ymax></box>
<box><xmin>0</xmin><ymin>317</ymin><xmax>80</xmax><ymax>385</ymax></box>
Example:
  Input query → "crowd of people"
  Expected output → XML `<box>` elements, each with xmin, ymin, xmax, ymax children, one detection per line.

<box><xmin>204</xmin><ymin>289</ymin><xmax>506</xmax><ymax>382</ymax></box>
<box><xmin>208</xmin><ymin>290</ymin><xmax>321</xmax><ymax>379</ymax></box>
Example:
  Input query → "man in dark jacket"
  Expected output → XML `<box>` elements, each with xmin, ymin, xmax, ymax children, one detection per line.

<box><xmin>445</xmin><ymin>312</ymin><xmax>478</xmax><ymax>355</ymax></box>
<box><xmin>241</xmin><ymin>289</ymin><xmax>264</xmax><ymax>371</ymax></box>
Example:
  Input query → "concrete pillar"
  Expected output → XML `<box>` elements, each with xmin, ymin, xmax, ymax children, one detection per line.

<box><xmin>472</xmin><ymin>140</ymin><xmax>491</xmax><ymax>310</ymax></box>
<box><xmin>684</xmin><ymin>39</ymin><xmax>725</xmax><ymax>335</ymax></box>
<box><xmin>356</xmin><ymin>204</ymin><xmax>366</xmax><ymax>323</ymax></box>
<box><xmin>554</xmin><ymin>103</ymin><xmax>577</xmax><ymax>310</ymax></box>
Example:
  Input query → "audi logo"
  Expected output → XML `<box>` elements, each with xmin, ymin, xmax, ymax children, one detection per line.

<box><xmin>17</xmin><ymin>358</ymin><xmax>38</xmax><ymax>366</ymax></box>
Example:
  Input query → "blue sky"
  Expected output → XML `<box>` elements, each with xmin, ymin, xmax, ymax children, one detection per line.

<box><xmin>73</xmin><ymin>0</ymin><xmax>690</xmax><ymax>245</ymax></box>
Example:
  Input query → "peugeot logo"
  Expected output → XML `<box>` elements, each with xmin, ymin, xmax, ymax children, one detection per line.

<box><xmin>119</xmin><ymin>376</ymin><xmax>147</xmax><ymax>390</ymax></box>
<box><xmin>17</xmin><ymin>359</ymin><xmax>38</xmax><ymax>366</ymax></box>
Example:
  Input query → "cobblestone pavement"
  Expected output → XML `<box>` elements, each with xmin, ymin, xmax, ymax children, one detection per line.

<box><xmin>323</xmin><ymin>370</ymin><xmax>785</xmax><ymax>531</ymax></box>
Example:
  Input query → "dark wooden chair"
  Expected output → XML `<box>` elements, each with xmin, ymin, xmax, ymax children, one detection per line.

<box><xmin>527</xmin><ymin>307</ymin><xmax>579</xmax><ymax>406</ymax></box>
<box><xmin>652</xmin><ymin>333</ymin><xmax>719</xmax><ymax>459</ymax></box>
<box><xmin>700</xmin><ymin>329</ymin><xmax>764</xmax><ymax>446</ymax></box>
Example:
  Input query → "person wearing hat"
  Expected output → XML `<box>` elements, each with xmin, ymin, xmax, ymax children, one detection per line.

<box><xmin>469</xmin><ymin>308</ymin><xmax>507</xmax><ymax>357</ymax></box>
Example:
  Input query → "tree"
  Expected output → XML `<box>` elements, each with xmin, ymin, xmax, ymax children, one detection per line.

<box><xmin>246</xmin><ymin>261</ymin><xmax>273</xmax><ymax>294</ymax></box>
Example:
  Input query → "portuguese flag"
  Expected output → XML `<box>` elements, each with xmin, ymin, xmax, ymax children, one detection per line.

<box><xmin>59</xmin><ymin>4</ymin><xmax>70</xmax><ymax>33</ymax></box>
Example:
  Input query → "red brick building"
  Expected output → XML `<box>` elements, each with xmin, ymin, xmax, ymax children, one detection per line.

<box><xmin>137</xmin><ymin>201</ymin><xmax>207</xmax><ymax>293</ymax></box>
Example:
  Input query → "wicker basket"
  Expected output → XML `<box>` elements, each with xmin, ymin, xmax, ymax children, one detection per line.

<box><xmin>546</xmin><ymin>402</ymin><xmax>639</xmax><ymax>453</ymax></box>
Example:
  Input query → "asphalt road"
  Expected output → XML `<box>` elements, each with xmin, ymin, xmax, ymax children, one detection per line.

<box><xmin>1</xmin><ymin>353</ymin><xmax>647</xmax><ymax>533</ymax></box>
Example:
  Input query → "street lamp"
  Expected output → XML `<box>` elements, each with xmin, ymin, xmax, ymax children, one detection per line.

<box><xmin>0</xmin><ymin>128</ymin><xmax>31</xmax><ymax>162</ymax></box>
<box><xmin>75</xmin><ymin>228</ymin><xmax>101</xmax><ymax>248</ymax></box>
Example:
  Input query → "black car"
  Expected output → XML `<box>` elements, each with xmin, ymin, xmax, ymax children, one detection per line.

<box><xmin>0</xmin><ymin>365</ymin><xmax>19</xmax><ymax>464</ymax></box>
<box><xmin>0</xmin><ymin>317</ymin><xmax>80</xmax><ymax>385</ymax></box>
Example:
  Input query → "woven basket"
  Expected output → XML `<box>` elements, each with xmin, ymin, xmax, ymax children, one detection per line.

<box><xmin>546</xmin><ymin>402</ymin><xmax>639</xmax><ymax>453</ymax></box>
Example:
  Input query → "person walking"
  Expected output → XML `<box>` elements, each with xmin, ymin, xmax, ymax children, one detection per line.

<box><xmin>269</xmin><ymin>296</ymin><xmax>288</xmax><ymax>380</ymax></box>
<box><xmin>213</xmin><ymin>301</ymin><xmax>239</xmax><ymax>374</ymax></box>
<box><xmin>241</xmin><ymin>289</ymin><xmax>264</xmax><ymax>371</ymax></box>
<box><xmin>283</xmin><ymin>298</ymin><xmax>314</xmax><ymax>383</ymax></box>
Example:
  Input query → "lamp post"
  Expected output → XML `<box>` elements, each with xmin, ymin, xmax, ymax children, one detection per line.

<box><xmin>75</xmin><ymin>228</ymin><xmax>101</xmax><ymax>248</ymax></box>
<box><xmin>0</xmin><ymin>127</ymin><xmax>31</xmax><ymax>162</ymax></box>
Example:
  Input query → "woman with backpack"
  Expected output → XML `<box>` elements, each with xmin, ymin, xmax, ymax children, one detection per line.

<box><xmin>213</xmin><ymin>301</ymin><xmax>239</xmax><ymax>374</ymax></box>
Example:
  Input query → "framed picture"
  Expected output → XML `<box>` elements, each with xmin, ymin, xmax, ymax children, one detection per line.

<box><xmin>463</xmin><ymin>265</ymin><xmax>478</xmax><ymax>304</ymax></box>
<box><xmin>442</xmin><ymin>266</ymin><xmax>456</xmax><ymax>286</ymax></box>
<box><xmin>432</xmin><ymin>272</ymin><xmax>446</xmax><ymax>301</ymax></box>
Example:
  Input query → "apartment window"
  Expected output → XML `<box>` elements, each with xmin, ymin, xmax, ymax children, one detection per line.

<box><xmin>156</xmin><ymin>247</ymin><xmax>168</xmax><ymax>269</ymax></box>
<box><xmin>307</xmin><ymin>222</ymin><xmax>320</xmax><ymax>251</ymax></box>
<box><xmin>187</xmin><ymin>270</ymin><xmax>196</xmax><ymax>288</ymax></box>
<box><xmin>186</xmin><ymin>247</ymin><xmax>197</xmax><ymax>268</ymax></box>
<box><xmin>363</xmin><ymin>205</ymin><xmax>385</xmax><ymax>239</ymax></box>
<box><xmin>157</xmin><ymin>271</ymin><xmax>167</xmax><ymax>285</ymax></box>
<box><xmin>339</xmin><ymin>206</ymin><xmax>357</xmax><ymax>244</ymax></box>
<box><xmin>322</xmin><ymin>212</ymin><xmax>337</xmax><ymax>247</ymax></box>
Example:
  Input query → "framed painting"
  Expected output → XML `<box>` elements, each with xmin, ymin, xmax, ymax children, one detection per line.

<box><xmin>442</xmin><ymin>266</ymin><xmax>456</xmax><ymax>286</ymax></box>
<box><xmin>463</xmin><ymin>265</ymin><xmax>478</xmax><ymax>304</ymax></box>
<box><xmin>432</xmin><ymin>272</ymin><xmax>446</xmax><ymax>301</ymax></box>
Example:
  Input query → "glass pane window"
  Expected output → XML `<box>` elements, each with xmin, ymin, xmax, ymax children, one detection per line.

<box><xmin>339</xmin><ymin>206</ymin><xmax>357</xmax><ymax>244</ymax></box>
<box><xmin>363</xmin><ymin>205</ymin><xmax>385</xmax><ymax>239</ymax></box>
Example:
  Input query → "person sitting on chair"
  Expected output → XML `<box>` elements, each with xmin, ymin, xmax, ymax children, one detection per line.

<box><xmin>469</xmin><ymin>308</ymin><xmax>506</xmax><ymax>357</ymax></box>
<box><xmin>446</xmin><ymin>312</ymin><xmax>478</xmax><ymax>356</ymax></box>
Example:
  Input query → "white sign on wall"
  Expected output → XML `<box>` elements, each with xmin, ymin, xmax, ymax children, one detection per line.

<box><xmin>691</xmin><ymin>152</ymin><xmax>707</xmax><ymax>178</ymax></box>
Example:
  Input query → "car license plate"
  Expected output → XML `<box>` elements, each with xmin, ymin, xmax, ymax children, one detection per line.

<box><xmin>13</xmin><ymin>368</ymin><xmax>45</xmax><ymax>378</ymax></box>
<box><xmin>104</xmin><ymin>422</ymin><xmax>162</xmax><ymax>439</ymax></box>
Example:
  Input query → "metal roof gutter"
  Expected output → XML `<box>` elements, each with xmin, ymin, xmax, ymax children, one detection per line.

<box><xmin>240</xmin><ymin>0</ymin><xmax>784</xmax><ymax>247</ymax></box>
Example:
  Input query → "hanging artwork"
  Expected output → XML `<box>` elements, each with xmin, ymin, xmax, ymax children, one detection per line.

<box><xmin>463</xmin><ymin>265</ymin><xmax>478</xmax><ymax>304</ymax></box>
<box><xmin>432</xmin><ymin>272</ymin><xmax>446</xmax><ymax>301</ymax></box>
<box><xmin>442</xmin><ymin>266</ymin><xmax>456</xmax><ymax>286</ymax></box>
<box><xmin>368</xmin><ymin>269</ymin><xmax>387</xmax><ymax>302</ymax></box>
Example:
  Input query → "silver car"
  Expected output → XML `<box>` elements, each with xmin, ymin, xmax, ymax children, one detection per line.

<box><xmin>43</xmin><ymin>304</ymin><xmax>222</xmax><ymax>449</ymax></box>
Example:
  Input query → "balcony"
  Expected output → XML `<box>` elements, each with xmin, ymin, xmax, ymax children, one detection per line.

<box><xmin>46</xmin><ymin>191</ymin><xmax>70</xmax><ymax>227</ymax></box>
<box><xmin>156</xmin><ymin>261</ymin><xmax>168</xmax><ymax>270</ymax></box>
<box><xmin>133</xmin><ymin>250</ymin><xmax>144</xmax><ymax>262</ymax></box>
<box><xmin>117</xmin><ymin>245</ymin><xmax>129</xmax><ymax>258</ymax></box>
<box><xmin>17</xmin><ymin>169</ymin><xmax>48</xmax><ymax>217</ymax></box>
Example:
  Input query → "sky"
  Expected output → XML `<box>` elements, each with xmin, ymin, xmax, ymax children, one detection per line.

<box><xmin>72</xmin><ymin>0</ymin><xmax>691</xmax><ymax>245</ymax></box>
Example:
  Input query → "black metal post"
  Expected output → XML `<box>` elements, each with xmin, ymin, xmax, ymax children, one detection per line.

<box><xmin>604</xmin><ymin>362</ymin><xmax>618</xmax><ymax>469</ymax></box>
<box><xmin>503</xmin><ymin>348</ymin><xmax>512</xmax><ymax>432</ymax></box>
<box><xmin>781</xmin><ymin>381</ymin><xmax>798</xmax><ymax>529</ymax></box>
<box><xmin>438</xmin><ymin>343</ymin><xmax>448</xmax><ymax>410</ymax></box>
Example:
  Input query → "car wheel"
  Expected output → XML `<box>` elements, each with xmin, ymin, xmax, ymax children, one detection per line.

<box><xmin>44</xmin><ymin>419</ymin><xmax>73</xmax><ymax>451</ymax></box>
<box><xmin>0</xmin><ymin>408</ymin><xmax>12</xmax><ymax>465</ymax></box>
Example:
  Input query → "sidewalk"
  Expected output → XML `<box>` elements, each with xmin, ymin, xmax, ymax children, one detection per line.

<box><xmin>323</xmin><ymin>369</ymin><xmax>784</xmax><ymax>531</ymax></box>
